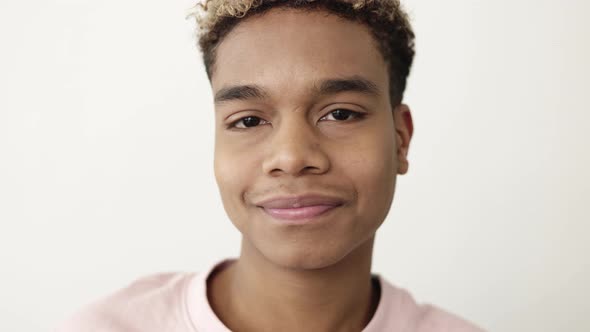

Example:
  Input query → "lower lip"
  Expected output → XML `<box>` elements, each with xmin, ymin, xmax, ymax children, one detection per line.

<box><xmin>261</xmin><ymin>205</ymin><xmax>340</xmax><ymax>224</ymax></box>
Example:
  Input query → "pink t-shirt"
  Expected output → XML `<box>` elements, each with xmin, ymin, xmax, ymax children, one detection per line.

<box><xmin>56</xmin><ymin>259</ymin><xmax>485</xmax><ymax>332</ymax></box>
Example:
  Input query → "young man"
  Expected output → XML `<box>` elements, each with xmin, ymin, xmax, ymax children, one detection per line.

<box><xmin>57</xmin><ymin>0</ymin><xmax>484</xmax><ymax>331</ymax></box>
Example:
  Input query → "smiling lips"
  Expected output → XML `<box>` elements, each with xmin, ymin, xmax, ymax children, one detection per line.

<box><xmin>256</xmin><ymin>195</ymin><xmax>344</xmax><ymax>222</ymax></box>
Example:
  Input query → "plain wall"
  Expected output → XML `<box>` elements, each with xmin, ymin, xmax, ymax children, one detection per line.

<box><xmin>0</xmin><ymin>0</ymin><xmax>588</xmax><ymax>331</ymax></box>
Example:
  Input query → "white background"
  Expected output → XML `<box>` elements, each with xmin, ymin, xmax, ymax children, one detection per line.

<box><xmin>1</xmin><ymin>0</ymin><xmax>589</xmax><ymax>331</ymax></box>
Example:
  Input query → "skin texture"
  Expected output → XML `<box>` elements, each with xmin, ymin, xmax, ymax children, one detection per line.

<box><xmin>209</xmin><ymin>8</ymin><xmax>414</xmax><ymax>332</ymax></box>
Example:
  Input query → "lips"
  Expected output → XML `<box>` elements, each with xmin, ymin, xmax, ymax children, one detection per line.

<box><xmin>255</xmin><ymin>195</ymin><xmax>344</xmax><ymax>222</ymax></box>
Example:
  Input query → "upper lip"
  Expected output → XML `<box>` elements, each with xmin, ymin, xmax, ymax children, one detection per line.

<box><xmin>255</xmin><ymin>194</ymin><xmax>345</xmax><ymax>209</ymax></box>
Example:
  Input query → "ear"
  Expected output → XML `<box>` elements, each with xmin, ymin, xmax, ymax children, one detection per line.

<box><xmin>393</xmin><ymin>104</ymin><xmax>414</xmax><ymax>175</ymax></box>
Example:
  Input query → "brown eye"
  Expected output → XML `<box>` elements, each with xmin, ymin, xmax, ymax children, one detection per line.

<box><xmin>232</xmin><ymin>116</ymin><xmax>267</xmax><ymax>129</ymax></box>
<box><xmin>321</xmin><ymin>109</ymin><xmax>364</xmax><ymax>121</ymax></box>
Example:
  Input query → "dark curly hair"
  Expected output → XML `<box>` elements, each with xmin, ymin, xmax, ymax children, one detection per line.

<box><xmin>190</xmin><ymin>0</ymin><xmax>415</xmax><ymax>106</ymax></box>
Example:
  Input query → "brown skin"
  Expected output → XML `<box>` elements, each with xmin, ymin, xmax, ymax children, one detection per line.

<box><xmin>208</xmin><ymin>8</ymin><xmax>413</xmax><ymax>332</ymax></box>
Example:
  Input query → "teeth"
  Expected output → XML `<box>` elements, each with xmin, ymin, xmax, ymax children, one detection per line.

<box><xmin>292</xmin><ymin>202</ymin><xmax>301</xmax><ymax>208</ymax></box>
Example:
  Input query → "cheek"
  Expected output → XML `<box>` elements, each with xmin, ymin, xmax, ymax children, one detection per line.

<box><xmin>357</xmin><ymin>152</ymin><xmax>395</xmax><ymax>207</ymax></box>
<box><xmin>214</xmin><ymin>134</ymin><xmax>256</xmax><ymax>189</ymax></box>
<box><xmin>346</xmin><ymin>123</ymin><xmax>397</xmax><ymax>222</ymax></box>
<box><xmin>214</xmin><ymin>147</ymin><xmax>256</xmax><ymax>227</ymax></box>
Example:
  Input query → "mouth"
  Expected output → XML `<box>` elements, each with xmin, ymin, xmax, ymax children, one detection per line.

<box><xmin>255</xmin><ymin>194</ymin><xmax>344</xmax><ymax>223</ymax></box>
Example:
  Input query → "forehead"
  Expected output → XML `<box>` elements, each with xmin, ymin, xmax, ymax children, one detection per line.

<box><xmin>211</xmin><ymin>8</ymin><xmax>389</xmax><ymax>98</ymax></box>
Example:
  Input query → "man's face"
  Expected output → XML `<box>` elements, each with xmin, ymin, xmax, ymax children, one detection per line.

<box><xmin>211</xmin><ymin>8</ymin><xmax>412</xmax><ymax>269</ymax></box>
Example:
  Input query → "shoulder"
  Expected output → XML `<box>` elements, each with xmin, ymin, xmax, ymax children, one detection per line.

<box><xmin>55</xmin><ymin>272</ymin><xmax>196</xmax><ymax>332</ymax></box>
<box><xmin>414</xmin><ymin>303</ymin><xmax>486</xmax><ymax>332</ymax></box>
<box><xmin>374</xmin><ymin>277</ymin><xmax>486</xmax><ymax>332</ymax></box>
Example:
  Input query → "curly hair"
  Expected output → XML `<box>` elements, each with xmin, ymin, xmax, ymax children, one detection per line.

<box><xmin>189</xmin><ymin>0</ymin><xmax>415</xmax><ymax>106</ymax></box>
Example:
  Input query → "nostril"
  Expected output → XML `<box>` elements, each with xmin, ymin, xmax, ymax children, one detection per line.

<box><xmin>262</xmin><ymin>142</ymin><xmax>331</xmax><ymax>176</ymax></box>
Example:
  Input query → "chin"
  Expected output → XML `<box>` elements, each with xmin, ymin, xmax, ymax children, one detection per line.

<box><xmin>268</xmin><ymin>249</ymin><xmax>347</xmax><ymax>271</ymax></box>
<box><xmin>256</xmin><ymin>235</ymin><xmax>364</xmax><ymax>271</ymax></box>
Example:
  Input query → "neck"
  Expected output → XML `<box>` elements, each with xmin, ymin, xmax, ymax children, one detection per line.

<box><xmin>209</xmin><ymin>237</ymin><xmax>380</xmax><ymax>332</ymax></box>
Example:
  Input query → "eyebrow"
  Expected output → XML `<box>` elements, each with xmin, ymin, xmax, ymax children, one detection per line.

<box><xmin>214</xmin><ymin>75</ymin><xmax>380</xmax><ymax>105</ymax></box>
<box><xmin>316</xmin><ymin>76</ymin><xmax>380</xmax><ymax>97</ymax></box>
<box><xmin>214</xmin><ymin>85</ymin><xmax>269</xmax><ymax>104</ymax></box>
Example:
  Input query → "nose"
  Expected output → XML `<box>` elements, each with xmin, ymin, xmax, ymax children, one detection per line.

<box><xmin>261</xmin><ymin>118</ymin><xmax>330</xmax><ymax>177</ymax></box>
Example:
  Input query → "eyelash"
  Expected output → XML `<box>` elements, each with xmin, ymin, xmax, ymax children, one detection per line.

<box><xmin>227</xmin><ymin>109</ymin><xmax>366</xmax><ymax>129</ymax></box>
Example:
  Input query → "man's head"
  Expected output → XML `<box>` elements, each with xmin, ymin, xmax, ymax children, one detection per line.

<box><xmin>192</xmin><ymin>0</ymin><xmax>415</xmax><ymax>270</ymax></box>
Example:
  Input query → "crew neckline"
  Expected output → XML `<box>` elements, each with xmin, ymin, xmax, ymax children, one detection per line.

<box><xmin>185</xmin><ymin>258</ymin><xmax>394</xmax><ymax>332</ymax></box>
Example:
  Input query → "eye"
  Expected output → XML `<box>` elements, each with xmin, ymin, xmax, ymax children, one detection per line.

<box><xmin>229</xmin><ymin>116</ymin><xmax>269</xmax><ymax>129</ymax></box>
<box><xmin>320</xmin><ymin>109</ymin><xmax>365</xmax><ymax>121</ymax></box>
